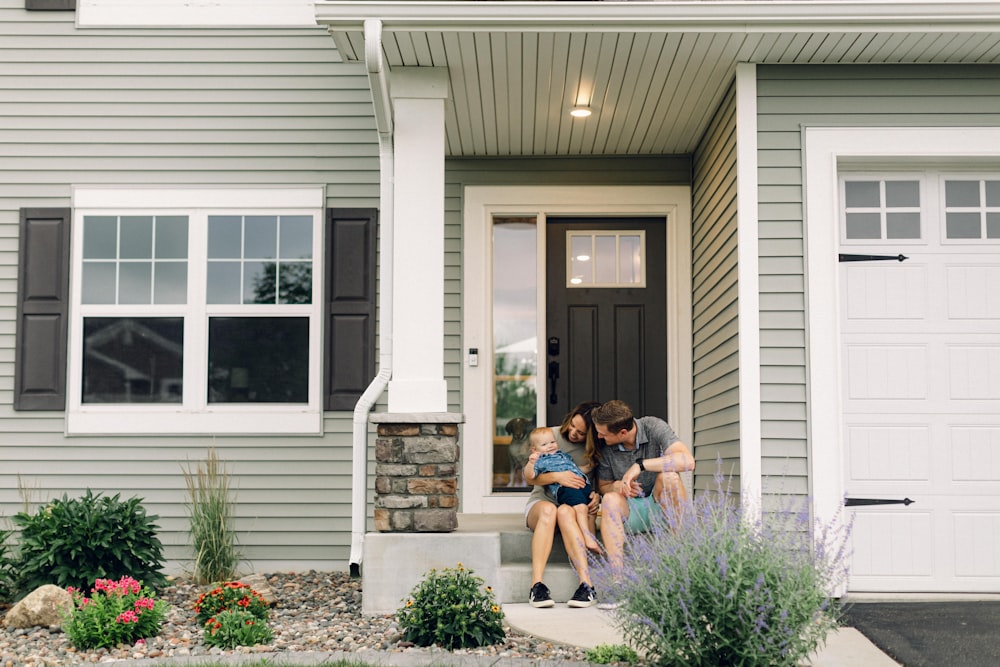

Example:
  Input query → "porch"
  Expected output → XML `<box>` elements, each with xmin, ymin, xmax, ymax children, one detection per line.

<box><xmin>361</xmin><ymin>513</ymin><xmax>581</xmax><ymax>614</ymax></box>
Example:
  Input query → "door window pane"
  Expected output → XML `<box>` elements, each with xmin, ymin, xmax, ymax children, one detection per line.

<box><xmin>207</xmin><ymin>316</ymin><xmax>309</xmax><ymax>403</ymax></box>
<box><xmin>845</xmin><ymin>181</ymin><xmax>880</xmax><ymax>207</ymax></box>
<box><xmin>946</xmin><ymin>212</ymin><xmax>982</xmax><ymax>239</ymax></box>
<box><xmin>492</xmin><ymin>217</ymin><xmax>538</xmax><ymax>492</ymax></box>
<box><xmin>946</xmin><ymin>180</ymin><xmax>980</xmax><ymax>207</ymax></box>
<box><xmin>566</xmin><ymin>230</ymin><xmax>646</xmax><ymax>287</ymax></box>
<box><xmin>82</xmin><ymin>317</ymin><xmax>183</xmax><ymax>403</ymax></box>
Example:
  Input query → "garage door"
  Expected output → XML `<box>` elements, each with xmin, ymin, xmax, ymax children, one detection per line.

<box><xmin>840</xmin><ymin>174</ymin><xmax>1000</xmax><ymax>593</ymax></box>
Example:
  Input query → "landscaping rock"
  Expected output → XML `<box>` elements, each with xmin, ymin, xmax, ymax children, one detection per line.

<box><xmin>3</xmin><ymin>585</ymin><xmax>72</xmax><ymax>629</ymax></box>
<box><xmin>238</xmin><ymin>573</ymin><xmax>276</xmax><ymax>606</ymax></box>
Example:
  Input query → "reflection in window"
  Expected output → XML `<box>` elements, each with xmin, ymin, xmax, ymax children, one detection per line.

<box><xmin>492</xmin><ymin>217</ymin><xmax>538</xmax><ymax>491</ymax></box>
<box><xmin>207</xmin><ymin>215</ymin><xmax>313</xmax><ymax>304</ymax></box>
<box><xmin>208</xmin><ymin>317</ymin><xmax>309</xmax><ymax>403</ymax></box>
<box><xmin>82</xmin><ymin>215</ymin><xmax>188</xmax><ymax>305</ymax></box>
<box><xmin>82</xmin><ymin>317</ymin><xmax>183</xmax><ymax>403</ymax></box>
<box><xmin>567</xmin><ymin>231</ymin><xmax>645</xmax><ymax>287</ymax></box>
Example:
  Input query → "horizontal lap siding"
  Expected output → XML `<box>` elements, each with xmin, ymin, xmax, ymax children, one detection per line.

<box><xmin>691</xmin><ymin>83</ymin><xmax>740</xmax><ymax>492</ymax></box>
<box><xmin>0</xmin><ymin>0</ymin><xmax>379</xmax><ymax>570</ymax></box>
<box><xmin>756</xmin><ymin>63</ymin><xmax>1000</xmax><ymax>499</ymax></box>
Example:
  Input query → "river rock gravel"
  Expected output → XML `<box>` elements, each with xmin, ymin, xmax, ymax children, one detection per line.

<box><xmin>0</xmin><ymin>571</ymin><xmax>591</xmax><ymax>667</ymax></box>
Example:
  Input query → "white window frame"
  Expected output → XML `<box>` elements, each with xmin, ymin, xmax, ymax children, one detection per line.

<box><xmin>77</xmin><ymin>0</ymin><xmax>317</xmax><ymax>28</ymax></box>
<box><xmin>68</xmin><ymin>186</ymin><xmax>325</xmax><ymax>436</ymax></box>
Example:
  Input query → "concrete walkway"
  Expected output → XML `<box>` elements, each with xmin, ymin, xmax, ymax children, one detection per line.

<box><xmin>502</xmin><ymin>603</ymin><xmax>901</xmax><ymax>666</ymax></box>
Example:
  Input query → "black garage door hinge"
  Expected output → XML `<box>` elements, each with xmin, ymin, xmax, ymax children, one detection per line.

<box><xmin>844</xmin><ymin>497</ymin><xmax>915</xmax><ymax>507</ymax></box>
<box><xmin>839</xmin><ymin>253</ymin><xmax>909</xmax><ymax>262</ymax></box>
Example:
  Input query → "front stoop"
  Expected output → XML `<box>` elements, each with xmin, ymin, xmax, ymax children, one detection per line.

<box><xmin>361</xmin><ymin>513</ymin><xmax>582</xmax><ymax>614</ymax></box>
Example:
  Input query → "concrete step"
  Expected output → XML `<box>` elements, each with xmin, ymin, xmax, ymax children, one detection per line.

<box><xmin>499</xmin><ymin>526</ymin><xmax>570</xmax><ymax>564</ymax></box>
<box><xmin>499</xmin><ymin>562</ymin><xmax>583</xmax><ymax>604</ymax></box>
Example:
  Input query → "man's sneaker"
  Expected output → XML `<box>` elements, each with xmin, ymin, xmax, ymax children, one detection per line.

<box><xmin>596</xmin><ymin>599</ymin><xmax>623</xmax><ymax>611</ymax></box>
<box><xmin>567</xmin><ymin>582</ymin><xmax>597</xmax><ymax>608</ymax></box>
<box><xmin>528</xmin><ymin>581</ymin><xmax>555</xmax><ymax>608</ymax></box>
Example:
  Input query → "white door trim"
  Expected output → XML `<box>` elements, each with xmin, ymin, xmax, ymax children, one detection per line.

<box><xmin>804</xmin><ymin>126</ymin><xmax>1000</xmax><ymax>535</ymax></box>
<box><xmin>462</xmin><ymin>185</ymin><xmax>693</xmax><ymax>513</ymax></box>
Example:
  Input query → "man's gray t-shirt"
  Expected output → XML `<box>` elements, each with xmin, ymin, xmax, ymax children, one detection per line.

<box><xmin>596</xmin><ymin>416</ymin><xmax>679</xmax><ymax>496</ymax></box>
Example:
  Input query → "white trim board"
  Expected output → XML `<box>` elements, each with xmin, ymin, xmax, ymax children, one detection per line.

<box><xmin>803</xmin><ymin>126</ymin><xmax>1000</xmax><ymax>532</ymax></box>
<box><xmin>736</xmin><ymin>63</ymin><xmax>762</xmax><ymax>509</ymax></box>
<box><xmin>461</xmin><ymin>185</ymin><xmax>693</xmax><ymax>514</ymax></box>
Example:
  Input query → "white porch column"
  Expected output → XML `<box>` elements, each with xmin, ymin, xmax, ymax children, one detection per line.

<box><xmin>387</xmin><ymin>67</ymin><xmax>450</xmax><ymax>412</ymax></box>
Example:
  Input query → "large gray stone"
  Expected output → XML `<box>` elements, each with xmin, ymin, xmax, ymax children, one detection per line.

<box><xmin>3</xmin><ymin>584</ymin><xmax>73</xmax><ymax>629</ymax></box>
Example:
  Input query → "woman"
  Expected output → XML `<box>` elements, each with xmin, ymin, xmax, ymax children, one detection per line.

<box><xmin>523</xmin><ymin>400</ymin><xmax>602</xmax><ymax>608</ymax></box>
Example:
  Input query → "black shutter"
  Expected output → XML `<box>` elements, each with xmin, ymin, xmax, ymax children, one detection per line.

<box><xmin>15</xmin><ymin>208</ymin><xmax>71</xmax><ymax>411</ymax></box>
<box><xmin>325</xmin><ymin>208</ymin><xmax>377</xmax><ymax>411</ymax></box>
<box><xmin>25</xmin><ymin>0</ymin><xmax>76</xmax><ymax>10</ymax></box>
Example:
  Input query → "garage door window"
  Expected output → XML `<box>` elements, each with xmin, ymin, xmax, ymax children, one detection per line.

<box><xmin>842</xmin><ymin>179</ymin><xmax>921</xmax><ymax>241</ymax></box>
<box><xmin>944</xmin><ymin>179</ymin><xmax>1000</xmax><ymax>241</ymax></box>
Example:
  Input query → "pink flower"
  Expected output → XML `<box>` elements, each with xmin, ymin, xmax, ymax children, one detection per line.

<box><xmin>134</xmin><ymin>597</ymin><xmax>156</xmax><ymax>611</ymax></box>
<box><xmin>116</xmin><ymin>610</ymin><xmax>139</xmax><ymax>624</ymax></box>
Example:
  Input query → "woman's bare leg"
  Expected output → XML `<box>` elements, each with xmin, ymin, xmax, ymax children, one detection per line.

<box><xmin>555</xmin><ymin>503</ymin><xmax>593</xmax><ymax>586</ymax></box>
<box><xmin>526</xmin><ymin>500</ymin><xmax>557</xmax><ymax>585</ymax></box>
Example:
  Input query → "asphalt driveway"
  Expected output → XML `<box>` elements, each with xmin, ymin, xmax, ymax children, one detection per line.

<box><xmin>843</xmin><ymin>601</ymin><xmax>1000</xmax><ymax>667</ymax></box>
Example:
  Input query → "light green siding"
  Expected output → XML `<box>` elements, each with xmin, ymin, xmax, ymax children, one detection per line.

<box><xmin>691</xmin><ymin>84</ymin><xmax>740</xmax><ymax>492</ymax></box>
<box><xmin>756</xmin><ymin>63</ymin><xmax>1000</xmax><ymax>498</ymax></box>
<box><xmin>0</xmin><ymin>0</ymin><xmax>380</xmax><ymax>570</ymax></box>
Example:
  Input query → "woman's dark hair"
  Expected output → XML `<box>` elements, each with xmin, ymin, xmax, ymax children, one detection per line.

<box><xmin>559</xmin><ymin>400</ymin><xmax>602</xmax><ymax>470</ymax></box>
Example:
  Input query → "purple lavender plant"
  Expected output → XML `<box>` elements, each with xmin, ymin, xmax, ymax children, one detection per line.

<box><xmin>589</xmin><ymin>468</ymin><xmax>852</xmax><ymax>666</ymax></box>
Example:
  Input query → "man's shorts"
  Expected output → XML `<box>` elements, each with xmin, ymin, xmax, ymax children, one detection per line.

<box><xmin>625</xmin><ymin>495</ymin><xmax>658</xmax><ymax>532</ymax></box>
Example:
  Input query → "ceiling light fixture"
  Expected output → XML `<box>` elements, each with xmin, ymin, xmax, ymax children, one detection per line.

<box><xmin>570</xmin><ymin>106</ymin><xmax>592</xmax><ymax>118</ymax></box>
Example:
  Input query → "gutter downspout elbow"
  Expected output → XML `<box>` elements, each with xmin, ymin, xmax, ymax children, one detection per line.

<box><xmin>350</xmin><ymin>18</ymin><xmax>393</xmax><ymax>576</ymax></box>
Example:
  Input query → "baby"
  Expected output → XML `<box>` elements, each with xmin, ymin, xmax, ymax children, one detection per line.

<box><xmin>524</xmin><ymin>427</ymin><xmax>601</xmax><ymax>553</ymax></box>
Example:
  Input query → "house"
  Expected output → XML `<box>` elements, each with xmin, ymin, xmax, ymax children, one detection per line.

<box><xmin>2</xmin><ymin>0</ymin><xmax>999</xmax><ymax>603</ymax></box>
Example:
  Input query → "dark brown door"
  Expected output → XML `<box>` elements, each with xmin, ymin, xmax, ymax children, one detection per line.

<box><xmin>545</xmin><ymin>217</ymin><xmax>668</xmax><ymax>426</ymax></box>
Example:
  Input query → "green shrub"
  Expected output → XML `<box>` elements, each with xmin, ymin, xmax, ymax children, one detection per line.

<box><xmin>183</xmin><ymin>448</ymin><xmax>241</xmax><ymax>584</ymax></box>
<box><xmin>194</xmin><ymin>581</ymin><xmax>269</xmax><ymax>625</ymax></box>
<box><xmin>63</xmin><ymin>576</ymin><xmax>169</xmax><ymax>649</ymax></box>
<box><xmin>202</xmin><ymin>608</ymin><xmax>273</xmax><ymax>649</ymax></box>
<box><xmin>591</xmin><ymin>470</ymin><xmax>851</xmax><ymax>667</ymax></box>
<box><xmin>585</xmin><ymin>643</ymin><xmax>639</xmax><ymax>664</ymax></box>
<box><xmin>11</xmin><ymin>489</ymin><xmax>167</xmax><ymax>598</ymax></box>
<box><xmin>396</xmin><ymin>564</ymin><xmax>505</xmax><ymax>650</ymax></box>
<box><xmin>0</xmin><ymin>526</ymin><xmax>14</xmax><ymax>602</ymax></box>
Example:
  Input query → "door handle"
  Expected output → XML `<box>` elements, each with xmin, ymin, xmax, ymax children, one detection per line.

<box><xmin>547</xmin><ymin>361</ymin><xmax>560</xmax><ymax>404</ymax></box>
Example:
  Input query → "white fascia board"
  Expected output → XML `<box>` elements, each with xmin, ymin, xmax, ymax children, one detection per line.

<box><xmin>79</xmin><ymin>0</ymin><xmax>319</xmax><ymax>28</ymax></box>
<box><xmin>315</xmin><ymin>1</ymin><xmax>1000</xmax><ymax>32</ymax></box>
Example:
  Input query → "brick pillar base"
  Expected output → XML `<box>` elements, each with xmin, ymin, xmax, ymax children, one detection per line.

<box><xmin>370</xmin><ymin>412</ymin><xmax>464</xmax><ymax>532</ymax></box>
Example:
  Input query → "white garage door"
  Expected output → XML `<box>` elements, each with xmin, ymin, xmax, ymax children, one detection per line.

<box><xmin>840</xmin><ymin>174</ymin><xmax>1000</xmax><ymax>593</ymax></box>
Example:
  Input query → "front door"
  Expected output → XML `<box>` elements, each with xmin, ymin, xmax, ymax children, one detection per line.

<box><xmin>544</xmin><ymin>217</ymin><xmax>668</xmax><ymax>425</ymax></box>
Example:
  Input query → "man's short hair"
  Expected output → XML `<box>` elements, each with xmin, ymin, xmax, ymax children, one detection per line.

<box><xmin>592</xmin><ymin>399</ymin><xmax>634</xmax><ymax>434</ymax></box>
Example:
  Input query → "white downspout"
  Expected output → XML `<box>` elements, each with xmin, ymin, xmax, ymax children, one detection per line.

<box><xmin>349</xmin><ymin>18</ymin><xmax>394</xmax><ymax>575</ymax></box>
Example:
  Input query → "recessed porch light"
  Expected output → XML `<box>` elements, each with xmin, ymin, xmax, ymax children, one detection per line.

<box><xmin>569</xmin><ymin>106</ymin><xmax>592</xmax><ymax>118</ymax></box>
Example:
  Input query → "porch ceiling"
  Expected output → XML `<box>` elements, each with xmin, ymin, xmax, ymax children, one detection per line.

<box><xmin>315</xmin><ymin>1</ymin><xmax>1000</xmax><ymax>157</ymax></box>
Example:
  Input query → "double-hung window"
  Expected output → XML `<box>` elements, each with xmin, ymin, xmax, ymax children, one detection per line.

<box><xmin>68</xmin><ymin>187</ymin><xmax>325</xmax><ymax>434</ymax></box>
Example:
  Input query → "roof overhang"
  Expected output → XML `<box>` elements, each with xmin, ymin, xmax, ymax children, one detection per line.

<box><xmin>315</xmin><ymin>1</ymin><xmax>1000</xmax><ymax>156</ymax></box>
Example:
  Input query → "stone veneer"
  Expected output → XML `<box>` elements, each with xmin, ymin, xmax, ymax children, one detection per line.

<box><xmin>370</xmin><ymin>412</ymin><xmax>464</xmax><ymax>532</ymax></box>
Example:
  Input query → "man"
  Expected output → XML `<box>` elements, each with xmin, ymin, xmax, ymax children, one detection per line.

<box><xmin>592</xmin><ymin>399</ymin><xmax>695</xmax><ymax>574</ymax></box>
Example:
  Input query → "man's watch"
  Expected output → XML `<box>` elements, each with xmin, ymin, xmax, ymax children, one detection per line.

<box><xmin>636</xmin><ymin>458</ymin><xmax>646</xmax><ymax>471</ymax></box>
